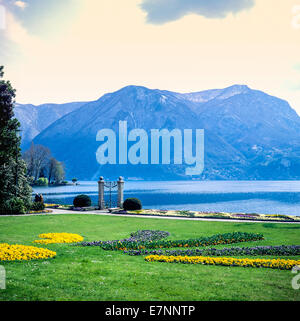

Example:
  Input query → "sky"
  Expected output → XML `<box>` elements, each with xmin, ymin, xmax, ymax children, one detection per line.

<box><xmin>0</xmin><ymin>0</ymin><xmax>300</xmax><ymax>114</ymax></box>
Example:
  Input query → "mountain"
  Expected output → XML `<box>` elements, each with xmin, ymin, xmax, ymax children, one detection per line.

<box><xmin>31</xmin><ymin>84</ymin><xmax>300</xmax><ymax>180</ymax></box>
<box><xmin>183</xmin><ymin>86</ymin><xmax>300</xmax><ymax>179</ymax></box>
<box><xmin>180</xmin><ymin>84</ymin><xmax>250</xmax><ymax>103</ymax></box>
<box><xmin>14</xmin><ymin>101</ymin><xmax>87</xmax><ymax>149</ymax></box>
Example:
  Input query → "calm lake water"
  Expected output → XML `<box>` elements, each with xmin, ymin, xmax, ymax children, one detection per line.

<box><xmin>32</xmin><ymin>180</ymin><xmax>300</xmax><ymax>216</ymax></box>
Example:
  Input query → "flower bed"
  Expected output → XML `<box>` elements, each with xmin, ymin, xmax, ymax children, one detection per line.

<box><xmin>78</xmin><ymin>232</ymin><xmax>264</xmax><ymax>251</ymax></box>
<box><xmin>131</xmin><ymin>230</ymin><xmax>170</xmax><ymax>241</ymax></box>
<box><xmin>232</xmin><ymin>214</ymin><xmax>260</xmax><ymax>219</ymax></box>
<box><xmin>34</xmin><ymin>233</ymin><xmax>84</xmax><ymax>244</ymax></box>
<box><xmin>28</xmin><ymin>209</ymin><xmax>52</xmax><ymax>214</ymax></box>
<box><xmin>125</xmin><ymin>245</ymin><xmax>300</xmax><ymax>256</ymax></box>
<box><xmin>114</xmin><ymin>209</ymin><xmax>300</xmax><ymax>222</ymax></box>
<box><xmin>144</xmin><ymin>255</ymin><xmax>300</xmax><ymax>270</ymax></box>
<box><xmin>44</xmin><ymin>204</ymin><xmax>73</xmax><ymax>210</ymax></box>
<box><xmin>44</xmin><ymin>203</ymin><xmax>98</xmax><ymax>211</ymax></box>
<box><xmin>44</xmin><ymin>204</ymin><xmax>60</xmax><ymax>209</ymax></box>
<box><xmin>0</xmin><ymin>243</ymin><xmax>56</xmax><ymax>261</ymax></box>
<box><xmin>79</xmin><ymin>230</ymin><xmax>169</xmax><ymax>247</ymax></box>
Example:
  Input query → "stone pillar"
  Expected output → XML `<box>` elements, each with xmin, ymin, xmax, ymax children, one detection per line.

<box><xmin>117</xmin><ymin>176</ymin><xmax>124</xmax><ymax>208</ymax></box>
<box><xmin>98</xmin><ymin>176</ymin><xmax>105</xmax><ymax>210</ymax></box>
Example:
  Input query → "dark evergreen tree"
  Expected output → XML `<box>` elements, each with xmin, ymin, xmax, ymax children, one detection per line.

<box><xmin>0</xmin><ymin>66</ymin><xmax>32</xmax><ymax>213</ymax></box>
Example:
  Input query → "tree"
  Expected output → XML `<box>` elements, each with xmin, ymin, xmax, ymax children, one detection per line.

<box><xmin>23</xmin><ymin>144</ymin><xmax>65</xmax><ymax>184</ymax></box>
<box><xmin>36</xmin><ymin>177</ymin><xmax>48</xmax><ymax>186</ymax></box>
<box><xmin>47</xmin><ymin>157</ymin><xmax>56</xmax><ymax>183</ymax></box>
<box><xmin>0</xmin><ymin>66</ymin><xmax>32</xmax><ymax>212</ymax></box>
<box><xmin>53</xmin><ymin>160</ymin><xmax>65</xmax><ymax>183</ymax></box>
<box><xmin>23</xmin><ymin>143</ymin><xmax>51</xmax><ymax>181</ymax></box>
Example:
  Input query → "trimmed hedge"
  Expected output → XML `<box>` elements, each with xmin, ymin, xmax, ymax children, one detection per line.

<box><xmin>123</xmin><ymin>198</ymin><xmax>142</xmax><ymax>210</ymax></box>
<box><xmin>73</xmin><ymin>194</ymin><xmax>92</xmax><ymax>208</ymax></box>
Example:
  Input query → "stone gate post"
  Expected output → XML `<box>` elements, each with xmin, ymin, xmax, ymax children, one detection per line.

<box><xmin>117</xmin><ymin>176</ymin><xmax>124</xmax><ymax>208</ymax></box>
<box><xmin>98</xmin><ymin>176</ymin><xmax>105</xmax><ymax>210</ymax></box>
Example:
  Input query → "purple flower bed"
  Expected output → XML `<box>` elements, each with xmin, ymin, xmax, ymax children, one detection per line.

<box><xmin>78</xmin><ymin>232</ymin><xmax>263</xmax><ymax>250</ymax></box>
<box><xmin>124</xmin><ymin>245</ymin><xmax>300</xmax><ymax>257</ymax></box>
<box><xmin>78</xmin><ymin>230</ymin><xmax>170</xmax><ymax>247</ymax></box>
<box><xmin>233</xmin><ymin>214</ymin><xmax>259</xmax><ymax>218</ymax></box>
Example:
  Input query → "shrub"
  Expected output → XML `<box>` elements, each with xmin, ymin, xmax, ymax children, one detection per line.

<box><xmin>4</xmin><ymin>198</ymin><xmax>27</xmax><ymax>214</ymax></box>
<box><xmin>73</xmin><ymin>194</ymin><xmax>92</xmax><ymax>207</ymax></box>
<box><xmin>30</xmin><ymin>202</ymin><xmax>45</xmax><ymax>211</ymax></box>
<box><xmin>123</xmin><ymin>198</ymin><xmax>142</xmax><ymax>210</ymax></box>
<box><xmin>36</xmin><ymin>178</ymin><xmax>48</xmax><ymax>186</ymax></box>
<box><xmin>34</xmin><ymin>193</ymin><xmax>44</xmax><ymax>203</ymax></box>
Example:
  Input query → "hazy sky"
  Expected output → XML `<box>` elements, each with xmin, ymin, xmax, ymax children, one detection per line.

<box><xmin>0</xmin><ymin>0</ymin><xmax>300</xmax><ymax>114</ymax></box>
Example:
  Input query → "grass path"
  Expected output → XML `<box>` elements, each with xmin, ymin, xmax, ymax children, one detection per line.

<box><xmin>0</xmin><ymin>214</ymin><xmax>300</xmax><ymax>301</ymax></box>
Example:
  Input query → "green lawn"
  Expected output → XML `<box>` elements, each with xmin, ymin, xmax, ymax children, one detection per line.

<box><xmin>0</xmin><ymin>214</ymin><xmax>300</xmax><ymax>301</ymax></box>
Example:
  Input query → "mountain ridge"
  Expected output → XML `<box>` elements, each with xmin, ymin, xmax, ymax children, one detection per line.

<box><xmin>14</xmin><ymin>101</ymin><xmax>88</xmax><ymax>149</ymax></box>
<box><xmin>27</xmin><ymin>84</ymin><xmax>300</xmax><ymax>180</ymax></box>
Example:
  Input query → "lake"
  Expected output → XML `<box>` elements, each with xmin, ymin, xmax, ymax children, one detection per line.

<box><xmin>32</xmin><ymin>180</ymin><xmax>300</xmax><ymax>216</ymax></box>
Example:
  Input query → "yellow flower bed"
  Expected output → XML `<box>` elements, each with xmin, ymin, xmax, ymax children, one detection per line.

<box><xmin>145</xmin><ymin>255</ymin><xmax>300</xmax><ymax>270</ymax></box>
<box><xmin>0</xmin><ymin>243</ymin><xmax>56</xmax><ymax>261</ymax></box>
<box><xmin>34</xmin><ymin>233</ymin><xmax>84</xmax><ymax>244</ymax></box>
<box><xmin>28</xmin><ymin>209</ymin><xmax>52</xmax><ymax>214</ymax></box>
